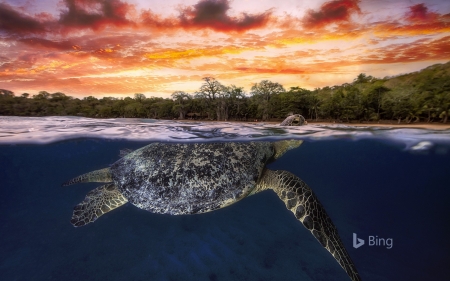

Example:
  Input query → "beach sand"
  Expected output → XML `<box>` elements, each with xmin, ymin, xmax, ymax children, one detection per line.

<box><xmin>178</xmin><ymin>119</ymin><xmax>450</xmax><ymax>130</ymax></box>
<box><xmin>306</xmin><ymin>121</ymin><xmax>450</xmax><ymax>130</ymax></box>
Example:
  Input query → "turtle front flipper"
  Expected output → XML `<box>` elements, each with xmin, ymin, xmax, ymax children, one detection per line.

<box><xmin>62</xmin><ymin>168</ymin><xmax>112</xmax><ymax>186</ymax></box>
<box><xmin>71</xmin><ymin>183</ymin><xmax>128</xmax><ymax>227</ymax></box>
<box><xmin>255</xmin><ymin>169</ymin><xmax>361</xmax><ymax>281</ymax></box>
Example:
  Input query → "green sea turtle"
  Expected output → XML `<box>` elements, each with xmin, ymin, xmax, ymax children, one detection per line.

<box><xmin>63</xmin><ymin>140</ymin><xmax>361</xmax><ymax>281</ymax></box>
<box><xmin>280</xmin><ymin>114</ymin><xmax>307</xmax><ymax>126</ymax></box>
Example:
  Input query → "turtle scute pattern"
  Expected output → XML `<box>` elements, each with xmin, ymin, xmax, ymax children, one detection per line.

<box><xmin>71</xmin><ymin>183</ymin><xmax>128</xmax><ymax>227</ymax></box>
<box><xmin>280</xmin><ymin>114</ymin><xmax>307</xmax><ymax>126</ymax></box>
<box><xmin>256</xmin><ymin>170</ymin><xmax>362</xmax><ymax>281</ymax></box>
<box><xmin>110</xmin><ymin>142</ymin><xmax>274</xmax><ymax>215</ymax></box>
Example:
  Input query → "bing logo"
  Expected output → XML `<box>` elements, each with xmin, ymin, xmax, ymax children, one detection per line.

<box><xmin>353</xmin><ymin>233</ymin><xmax>393</xmax><ymax>249</ymax></box>
<box><xmin>353</xmin><ymin>233</ymin><xmax>365</xmax><ymax>249</ymax></box>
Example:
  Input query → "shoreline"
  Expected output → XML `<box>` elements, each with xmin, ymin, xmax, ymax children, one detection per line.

<box><xmin>309</xmin><ymin>122</ymin><xmax>450</xmax><ymax>130</ymax></box>
<box><xmin>3</xmin><ymin>115</ymin><xmax>450</xmax><ymax>130</ymax></box>
<box><xmin>177</xmin><ymin>119</ymin><xmax>450</xmax><ymax>130</ymax></box>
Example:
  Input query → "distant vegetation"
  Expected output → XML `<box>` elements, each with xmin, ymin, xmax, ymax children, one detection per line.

<box><xmin>1</xmin><ymin>61</ymin><xmax>449</xmax><ymax>123</ymax></box>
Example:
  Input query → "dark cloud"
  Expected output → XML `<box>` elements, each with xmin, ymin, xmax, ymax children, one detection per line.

<box><xmin>179</xmin><ymin>0</ymin><xmax>271</xmax><ymax>32</ymax></box>
<box><xmin>0</xmin><ymin>3</ymin><xmax>48</xmax><ymax>34</ymax></box>
<box><xmin>58</xmin><ymin>0</ymin><xmax>134</xmax><ymax>30</ymax></box>
<box><xmin>302</xmin><ymin>0</ymin><xmax>361</xmax><ymax>29</ymax></box>
<box><xmin>1</xmin><ymin>0</ymin><xmax>270</xmax><ymax>36</ymax></box>
<box><xmin>406</xmin><ymin>3</ymin><xmax>437</xmax><ymax>22</ymax></box>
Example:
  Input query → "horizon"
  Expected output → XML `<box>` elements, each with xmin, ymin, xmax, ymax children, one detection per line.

<box><xmin>1</xmin><ymin>60</ymin><xmax>449</xmax><ymax>100</ymax></box>
<box><xmin>1</xmin><ymin>0</ymin><xmax>450</xmax><ymax>98</ymax></box>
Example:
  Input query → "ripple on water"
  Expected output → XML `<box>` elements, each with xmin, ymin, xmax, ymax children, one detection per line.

<box><xmin>0</xmin><ymin>117</ymin><xmax>449</xmax><ymax>153</ymax></box>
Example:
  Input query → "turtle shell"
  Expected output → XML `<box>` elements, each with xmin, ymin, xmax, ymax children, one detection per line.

<box><xmin>110</xmin><ymin>142</ymin><xmax>274</xmax><ymax>215</ymax></box>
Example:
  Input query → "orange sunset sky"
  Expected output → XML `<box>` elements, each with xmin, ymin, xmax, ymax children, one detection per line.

<box><xmin>1</xmin><ymin>0</ymin><xmax>450</xmax><ymax>98</ymax></box>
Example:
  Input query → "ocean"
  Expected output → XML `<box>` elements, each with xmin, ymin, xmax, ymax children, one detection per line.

<box><xmin>0</xmin><ymin>116</ymin><xmax>449</xmax><ymax>281</ymax></box>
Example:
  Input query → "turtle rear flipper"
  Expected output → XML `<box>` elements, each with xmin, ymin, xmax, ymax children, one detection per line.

<box><xmin>255</xmin><ymin>169</ymin><xmax>361</xmax><ymax>281</ymax></box>
<box><xmin>62</xmin><ymin>167</ymin><xmax>112</xmax><ymax>186</ymax></box>
<box><xmin>71</xmin><ymin>183</ymin><xmax>128</xmax><ymax>227</ymax></box>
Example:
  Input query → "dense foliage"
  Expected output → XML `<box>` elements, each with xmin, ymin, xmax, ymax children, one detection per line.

<box><xmin>1</xmin><ymin>61</ymin><xmax>449</xmax><ymax>123</ymax></box>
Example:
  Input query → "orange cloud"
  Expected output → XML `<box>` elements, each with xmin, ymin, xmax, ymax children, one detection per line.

<box><xmin>373</xmin><ymin>17</ymin><xmax>450</xmax><ymax>37</ymax></box>
<box><xmin>274</xmin><ymin>29</ymin><xmax>364</xmax><ymax>45</ymax></box>
<box><xmin>357</xmin><ymin>36</ymin><xmax>450</xmax><ymax>64</ymax></box>
<box><xmin>234</xmin><ymin>67</ymin><xmax>306</xmax><ymax>75</ymax></box>
<box><xmin>144</xmin><ymin>46</ymin><xmax>246</xmax><ymax>60</ymax></box>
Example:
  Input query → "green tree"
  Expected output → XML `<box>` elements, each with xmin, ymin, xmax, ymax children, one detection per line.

<box><xmin>225</xmin><ymin>85</ymin><xmax>246</xmax><ymax>120</ymax></box>
<box><xmin>309</xmin><ymin>91</ymin><xmax>321</xmax><ymax>121</ymax></box>
<box><xmin>0</xmin><ymin>89</ymin><xmax>14</xmax><ymax>97</ymax></box>
<box><xmin>353</xmin><ymin>73</ymin><xmax>373</xmax><ymax>84</ymax></box>
<box><xmin>134</xmin><ymin>93</ymin><xmax>146</xmax><ymax>103</ymax></box>
<box><xmin>365</xmin><ymin>85</ymin><xmax>390</xmax><ymax>121</ymax></box>
<box><xmin>320</xmin><ymin>86</ymin><xmax>344</xmax><ymax>121</ymax></box>
<box><xmin>34</xmin><ymin>91</ymin><xmax>50</xmax><ymax>100</ymax></box>
<box><xmin>196</xmin><ymin>77</ymin><xmax>225</xmax><ymax>120</ymax></box>
<box><xmin>250</xmin><ymin>80</ymin><xmax>285</xmax><ymax>121</ymax></box>
<box><xmin>341</xmin><ymin>86</ymin><xmax>364</xmax><ymax>121</ymax></box>
<box><xmin>436</xmin><ymin>92</ymin><xmax>450</xmax><ymax>123</ymax></box>
<box><xmin>171</xmin><ymin>91</ymin><xmax>191</xmax><ymax>119</ymax></box>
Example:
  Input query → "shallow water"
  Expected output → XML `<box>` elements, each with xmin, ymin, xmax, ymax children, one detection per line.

<box><xmin>0</xmin><ymin>117</ymin><xmax>449</xmax><ymax>281</ymax></box>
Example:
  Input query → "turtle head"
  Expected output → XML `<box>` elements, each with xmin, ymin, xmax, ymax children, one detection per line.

<box><xmin>292</xmin><ymin>114</ymin><xmax>307</xmax><ymax>125</ymax></box>
<box><xmin>273</xmin><ymin>139</ymin><xmax>303</xmax><ymax>159</ymax></box>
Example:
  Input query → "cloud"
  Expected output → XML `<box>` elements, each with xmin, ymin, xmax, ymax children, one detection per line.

<box><xmin>59</xmin><ymin>0</ymin><xmax>135</xmax><ymax>31</ymax></box>
<box><xmin>1</xmin><ymin>0</ymin><xmax>270</xmax><ymax>36</ymax></box>
<box><xmin>376</xmin><ymin>36</ymin><xmax>450</xmax><ymax>63</ymax></box>
<box><xmin>0</xmin><ymin>52</ymin><xmax>40</xmax><ymax>73</ymax></box>
<box><xmin>144</xmin><ymin>45</ymin><xmax>248</xmax><ymax>61</ymax></box>
<box><xmin>406</xmin><ymin>3</ymin><xmax>438</xmax><ymax>22</ymax></box>
<box><xmin>302</xmin><ymin>0</ymin><xmax>361</xmax><ymax>29</ymax></box>
<box><xmin>0</xmin><ymin>73</ymin><xmax>193</xmax><ymax>97</ymax></box>
<box><xmin>228</xmin><ymin>36</ymin><xmax>450</xmax><ymax>76</ymax></box>
<box><xmin>178</xmin><ymin>0</ymin><xmax>271</xmax><ymax>32</ymax></box>
<box><xmin>234</xmin><ymin>67</ymin><xmax>306</xmax><ymax>74</ymax></box>
<box><xmin>19</xmin><ymin>38</ymin><xmax>75</xmax><ymax>50</ymax></box>
<box><xmin>0</xmin><ymin>3</ymin><xmax>49</xmax><ymax>34</ymax></box>
<box><xmin>140</xmin><ymin>9</ymin><xmax>178</xmax><ymax>30</ymax></box>
<box><xmin>373</xmin><ymin>4</ymin><xmax>450</xmax><ymax>38</ymax></box>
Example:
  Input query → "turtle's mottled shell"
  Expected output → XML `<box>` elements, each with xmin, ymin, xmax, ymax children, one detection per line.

<box><xmin>280</xmin><ymin>114</ymin><xmax>307</xmax><ymax>126</ymax></box>
<box><xmin>110</xmin><ymin>142</ymin><xmax>274</xmax><ymax>215</ymax></box>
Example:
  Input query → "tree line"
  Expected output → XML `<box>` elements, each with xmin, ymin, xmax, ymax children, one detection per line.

<box><xmin>1</xmin><ymin>61</ymin><xmax>449</xmax><ymax>123</ymax></box>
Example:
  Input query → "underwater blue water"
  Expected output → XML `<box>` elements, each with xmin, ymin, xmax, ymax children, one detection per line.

<box><xmin>0</xmin><ymin>117</ymin><xmax>449</xmax><ymax>281</ymax></box>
